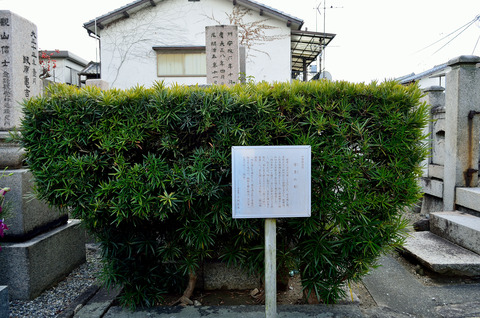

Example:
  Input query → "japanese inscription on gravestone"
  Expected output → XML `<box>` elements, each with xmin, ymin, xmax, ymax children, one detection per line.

<box><xmin>232</xmin><ymin>146</ymin><xmax>311</xmax><ymax>219</ymax></box>
<box><xmin>205</xmin><ymin>25</ymin><xmax>239</xmax><ymax>86</ymax></box>
<box><xmin>0</xmin><ymin>11</ymin><xmax>40</xmax><ymax>130</ymax></box>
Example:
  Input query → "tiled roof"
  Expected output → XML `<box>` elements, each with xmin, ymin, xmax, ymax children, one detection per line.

<box><xmin>398</xmin><ymin>63</ymin><xmax>448</xmax><ymax>84</ymax></box>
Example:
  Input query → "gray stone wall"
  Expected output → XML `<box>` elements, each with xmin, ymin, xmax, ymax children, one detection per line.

<box><xmin>420</xmin><ymin>55</ymin><xmax>480</xmax><ymax>215</ymax></box>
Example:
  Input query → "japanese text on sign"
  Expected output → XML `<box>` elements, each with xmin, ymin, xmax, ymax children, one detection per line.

<box><xmin>232</xmin><ymin>146</ymin><xmax>311</xmax><ymax>218</ymax></box>
<box><xmin>206</xmin><ymin>25</ymin><xmax>239</xmax><ymax>86</ymax></box>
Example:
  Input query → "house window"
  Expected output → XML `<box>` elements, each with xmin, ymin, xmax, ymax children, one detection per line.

<box><xmin>154</xmin><ymin>47</ymin><xmax>206</xmax><ymax>77</ymax></box>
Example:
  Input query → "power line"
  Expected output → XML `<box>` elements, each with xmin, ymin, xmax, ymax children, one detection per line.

<box><xmin>473</xmin><ymin>34</ymin><xmax>480</xmax><ymax>55</ymax></box>
<box><xmin>415</xmin><ymin>15</ymin><xmax>479</xmax><ymax>54</ymax></box>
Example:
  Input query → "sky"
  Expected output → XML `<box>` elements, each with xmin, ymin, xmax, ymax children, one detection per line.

<box><xmin>1</xmin><ymin>0</ymin><xmax>480</xmax><ymax>83</ymax></box>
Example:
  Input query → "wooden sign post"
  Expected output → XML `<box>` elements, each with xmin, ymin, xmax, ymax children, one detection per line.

<box><xmin>232</xmin><ymin>146</ymin><xmax>311</xmax><ymax>318</ymax></box>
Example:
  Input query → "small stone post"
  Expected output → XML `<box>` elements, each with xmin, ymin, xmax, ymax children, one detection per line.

<box><xmin>443</xmin><ymin>55</ymin><xmax>480</xmax><ymax>211</ymax></box>
<box><xmin>420</xmin><ymin>86</ymin><xmax>445</xmax><ymax>178</ymax></box>
<box><xmin>419</xmin><ymin>86</ymin><xmax>445</xmax><ymax>215</ymax></box>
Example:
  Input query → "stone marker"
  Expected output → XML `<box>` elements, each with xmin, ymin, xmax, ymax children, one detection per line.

<box><xmin>0</xmin><ymin>10</ymin><xmax>41</xmax><ymax>131</ymax></box>
<box><xmin>205</xmin><ymin>25</ymin><xmax>240</xmax><ymax>86</ymax></box>
<box><xmin>86</xmin><ymin>79</ymin><xmax>109</xmax><ymax>90</ymax></box>
<box><xmin>0</xmin><ymin>11</ymin><xmax>86</xmax><ymax>300</ymax></box>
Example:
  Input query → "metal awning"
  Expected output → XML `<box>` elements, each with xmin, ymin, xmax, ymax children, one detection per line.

<box><xmin>291</xmin><ymin>30</ymin><xmax>336</xmax><ymax>79</ymax></box>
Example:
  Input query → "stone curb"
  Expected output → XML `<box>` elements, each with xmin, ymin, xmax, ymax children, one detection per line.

<box><xmin>57</xmin><ymin>284</ymin><xmax>101</xmax><ymax>318</ymax></box>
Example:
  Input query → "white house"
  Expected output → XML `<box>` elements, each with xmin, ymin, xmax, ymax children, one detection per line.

<box><xmin>39</xmin><ymin>50</ymin><xmax>89</xmax><ymax>86</ymax></box>
<box><xmin>83</xmin><ymin>0</ymin><xmax>335</xmax><ymax>89</ymax></box>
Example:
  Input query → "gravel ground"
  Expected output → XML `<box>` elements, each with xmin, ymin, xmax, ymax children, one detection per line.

<box><xmin>8</xmin><ymin>244</ymin><xmax>102</xmax><ymax>318</ymax></box>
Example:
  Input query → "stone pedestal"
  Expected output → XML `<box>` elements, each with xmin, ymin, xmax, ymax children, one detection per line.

<box><xmin>0</xmin><ymin>220</ymin><xmax>85</xmax><ymax>300</ymax></box>
<box><xmin>1</xmin><ymin>169</ymin><xmax>68</xmax><ymax>241</ymax></box>
<box><xmin>0</xmin><ymin>286</ymin><xmax>7</xmax><ymax>318</ymax></box>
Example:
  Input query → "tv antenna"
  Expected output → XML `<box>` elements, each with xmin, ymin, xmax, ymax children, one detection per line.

<box><xmin>315</xmin><ymin>1</ymin><xmax>342</xmax><ymax>78</ymax></box>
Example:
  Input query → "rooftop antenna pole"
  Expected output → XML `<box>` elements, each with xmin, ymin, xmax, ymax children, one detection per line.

<box><xmin>315</xmin><ymin>2</ymin><xmax>322</xmax><ymax>78</ymax></box>
<box><xmin>322</xmin><ymin>0</ymin><xmax>326</xmax><ymax>78</ymax></box>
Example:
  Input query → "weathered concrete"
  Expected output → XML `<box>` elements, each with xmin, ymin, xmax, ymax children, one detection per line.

<box><xmin>443</xmin><ymin>55</ymin><xmax>480</xmax><ymax>210</ymax></box>
<box><xmin>430</xmin><ymin>211</ymin><xmax>480</xmax><ymax>254</ymax></box>
<box><xmin>403</xmin><ymin>231</ymin><xmax>480</xmax><ymax>276</ymax></box>
<box><xmin>363</xmin><ymin>254</ymin><xmax>480</xmax><ymax>318</ymax></box>
<box><xmin>428</xmin><ymin>164</ymin><xmax>444</xmax><ymax>180</ymax></box>
<box><xmin>420</xmin><ymin>195</ymin><xmax>444</xmax><ymax>216</ymax></box>
<box><xmin>0</xmin><ymin>220</ymin><xmax>86</xmax><ymax>299</ymax></box>
<box><xmin>0</xmin><ymin>286</ymin><xmax>8</xmax><ymax>318</ymax></box>
<box><xmin>455</xmin><ymin>187</ymin><xmax>480</xmax><ymax>212</ymax></box>
<box><xmin>421</xmin><ymin>86</ymin><xmax>445</xmax><ymax>173</ymax></box>
<box><xmin>420</xmin><ymin>178</ymin><xmax>443</xmax><ymax>198</ymax></box>
<box><xmin>74</xmin><ymin>287</ymin><xmax>121</xmax><ymax>318</ymax></box>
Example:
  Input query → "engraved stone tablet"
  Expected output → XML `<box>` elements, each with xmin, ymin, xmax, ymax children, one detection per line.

<box><xmin>0</xmin><ymin>11</ymin><xmax>41</xmax><ymax>130</ymax></box>
<box><xmin>232</xmin><ymin>146</ymin><xmax>311</xmax><ymax>218</ymax></box>
<box><xmin>206</xmin><ymin>25</ymin><xmax>239</xmax><ymax>86</ymax></box>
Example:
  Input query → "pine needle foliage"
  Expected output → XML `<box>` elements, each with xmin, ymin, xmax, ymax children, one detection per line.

<box><xmin>21</xmin><ymin>80</ymin><xmax>428</xmax><ymax>308</ymax></box>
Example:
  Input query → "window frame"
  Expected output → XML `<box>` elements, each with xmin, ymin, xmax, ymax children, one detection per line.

<box><xmin>153</xmin><ymin>46</ymin><xmax>206</xmax><ymax>77</ymax></box>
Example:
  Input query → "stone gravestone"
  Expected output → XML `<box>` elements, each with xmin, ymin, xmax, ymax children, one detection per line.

<box><xmin>205</xmin><ymin>25</ymin><xmax>240</xmax><ymax>86</ymax></box>
<box><xmin>0</xmin><ymin>11</ymin><xmax>86</xmax><ymax>300</ymax></box>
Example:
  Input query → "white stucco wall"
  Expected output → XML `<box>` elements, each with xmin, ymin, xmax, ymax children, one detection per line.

<box><xmin>98</xmin><ymin>0</ymin><xmax>292</xmax><ymax>89</ymax></box>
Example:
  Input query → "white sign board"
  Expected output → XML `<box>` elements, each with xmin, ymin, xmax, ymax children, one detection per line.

<box><xmin>232</xmin><ymin>146</ymin><xmax>311</xmax><ymax>218</ymax></box>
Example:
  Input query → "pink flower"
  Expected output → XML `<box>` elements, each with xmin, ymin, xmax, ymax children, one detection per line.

<box><xmin>0</xmin><ymin>219</ymin><xmax>8</xmax><ymax>238</ymax></box>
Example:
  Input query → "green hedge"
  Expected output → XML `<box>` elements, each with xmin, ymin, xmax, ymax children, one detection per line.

<box><xmin>21</xmin><ymin>80</ymin><xmax>428</xmax><ymax>307</ymax></box>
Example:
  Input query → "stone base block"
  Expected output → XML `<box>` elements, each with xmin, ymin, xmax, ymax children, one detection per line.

<box><xmin>0</xmin><ymin>286</ymin><xmax>8</xmax><ymax>318</ymax></box>
<box><xmin>420</xmin><ymin>194</ymin><xmax>444</xmax><ymax>216</ymax></box>
<box><xmin>200</xmin><ymin>262</ymin><xmax>260</xmax><ymax>290</ymax></box>
<box><xmin>403</xmin><ymin>231</ymin><xmax>480</xmax><ymax>276</ymax></box>
<box><xmin>430</xmin><ymin>211</ymin><xmax>480</xmax><ymax>254</ymax></box>
<box><xmin>0</xmin><ymin>220</ymin><xmax>86</xmax><ymax>300</ymax></box>
<box><xmin>0</xmin><ymin>130</ymin><xmax>25</xmax><ymax>169</ymax></box>
<box><xmin>86</xmin><ymin>79</ymin><xmax>109</xmax><ymax>90</ymax></box>
<box><xmin>1</xmin><ymin>168</ymin><xmax>68</xmax><ymax>240</ymax></box>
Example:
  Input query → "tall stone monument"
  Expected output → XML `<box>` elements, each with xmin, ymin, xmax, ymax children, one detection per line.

<box><xmin>205</xmin><ymin>25</ymin><xmax>240</xmax><ymax>86</ymax></box>
<box><xmin>0</xmin><ymin>11</ymin><xmax>85</xmax><ymax>300</ymax></box>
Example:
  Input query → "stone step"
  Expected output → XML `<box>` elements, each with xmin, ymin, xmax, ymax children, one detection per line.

<box><xmin>402</xmin><ymin>231</ymin><xmax>480</xmax><ymax>276</ymax></box>
<box><xmin>430</xmin><ymin>211</ymin><xmax>480</xmax><ymax>255</ymax></box>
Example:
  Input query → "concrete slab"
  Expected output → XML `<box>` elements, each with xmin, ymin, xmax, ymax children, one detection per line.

<box><xmin>363</xmin><ymin>254</ymin><xmax>480</xmax><ymax>318</ymax></box>
<box><xmin>430</xmin><ymin>211</ymin><xmax>480</xmax><ymax>254</ymax></box>
<box><xmin>74</xmin><ymin>287</ymin><xmax>121</xmax><ymax>318</ymax></box>
<box><xmin>455</xmin><ymin>187</ymin><xmax>480</xmax><ymax>212</ymax></box>
<box><xmin>403</xmin><ymin>231</ymin><xmax>480</xmax><ymax>276</ymax></box>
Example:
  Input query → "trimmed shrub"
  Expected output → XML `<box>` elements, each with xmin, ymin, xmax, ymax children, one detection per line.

<box><xmin>21</xmin><ymin>80</ymin><xmax>428</xmax><ymax>307</ymax></box>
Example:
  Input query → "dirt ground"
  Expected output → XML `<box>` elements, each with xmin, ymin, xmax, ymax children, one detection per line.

<box><xmin>161</xmin><ymin>206</ymin><xmax>480</xmax><ymax>308</ymax></box>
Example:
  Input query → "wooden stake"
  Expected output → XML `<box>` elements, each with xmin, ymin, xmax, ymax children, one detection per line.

<box><xmin>265</xmin><ymin>218</ymin><xmax>277</xmax><ymax>318</ymax></box>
